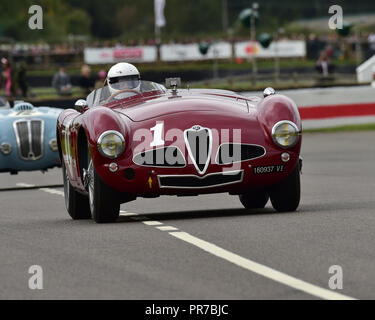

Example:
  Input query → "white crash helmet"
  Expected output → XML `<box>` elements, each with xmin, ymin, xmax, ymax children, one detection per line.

<box><xmin>107</xmin><ymin>62</ymin><xmax>141</xmax><ymax>97</ymax></box>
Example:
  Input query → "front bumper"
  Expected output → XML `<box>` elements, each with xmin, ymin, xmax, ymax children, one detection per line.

<box><xmin>95</xmin><ymin>149</ymin><xmax>300</xmax><ymax>197</ymax></box>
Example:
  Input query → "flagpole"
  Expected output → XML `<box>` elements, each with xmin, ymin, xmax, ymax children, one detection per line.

<box><xmin>222</xmin><ymin>0</ymin><xmax>228</xmax><ymax>34</ymax></box>
<box><xmin>154</xmin><ymin>0</ymin><xmax>165</xmax><ymax>62</ymax></box>
<box><xmin>155</xmin><ymin>25</ymin><xmax>161</xmax><ymax>45</ymax></box>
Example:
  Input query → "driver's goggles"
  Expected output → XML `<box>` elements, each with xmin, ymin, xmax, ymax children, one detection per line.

<box><xmin>109</xmin><ymin>76</ymin><xmax>140</xmax><ymax>90</ymax></box>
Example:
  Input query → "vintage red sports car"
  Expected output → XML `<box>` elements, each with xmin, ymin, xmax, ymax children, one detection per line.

<box><xmin>57</xmin><ymin>79</ymin><xmax>302</xmax><ymax>223</ymax></box>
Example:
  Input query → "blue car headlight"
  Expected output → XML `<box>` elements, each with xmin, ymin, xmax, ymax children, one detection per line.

<box><xmin>0</xmin><ymin>143</ymin><xmax>12</xmax><ymax>155</ymax></box>
<box><xmin>49</xmin><ymin>139</ymin><xmax>58</xmax><ymax>152</ymax></box>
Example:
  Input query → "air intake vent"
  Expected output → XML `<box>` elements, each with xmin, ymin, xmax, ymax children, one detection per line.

<box><xmin>13</xmin><ymin>103</ymin><xmax>34</xmax><ymax>112</ymax></box>
<box><xmin>133</xmin><ymin>146</ymin><xmax>186</xmax><ymax>168</ymax></box>
<box><xmin>158</xmin><ymin>170</ymin><xmax>243</xmax><ymax>189</ymax></box>
<box><xmin>216</xmin><ymin>143</ymin><xmax>265</xmax><ymax>165</ymax></box>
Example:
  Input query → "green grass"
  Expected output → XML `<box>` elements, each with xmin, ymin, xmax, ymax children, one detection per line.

<box><xmin>26</xmin><ymin>58</ymin><xmax>357</xmax><ymax>77</ymax></box>
<box><xmin>190</xmin><ymin>77</ymin><xmax>358</xmax><ymax>92</ymax></box>
<box><xmin>3</xmin><ymin>72</ymin><xmax>359</xmax><ymax>101</ymax></box>
<box><xmin>0</xmin><ymin>87</ymin><xmax>84</xmax><ymax>100</ymax></box>
<box><xmin>303</xmin><ymin>123</ymin><xmax>375</xmax><ymax>133</ymax></box>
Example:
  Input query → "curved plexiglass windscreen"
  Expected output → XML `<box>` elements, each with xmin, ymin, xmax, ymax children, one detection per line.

<box><xmin>87</xmin><ymin>80</ymin><xmax>167</xmax><ymax>107</ymax></box>
<box><xmin>0</xmin><ymin>97</ymin><xmax>10</xmax><ymax>108</ymax></box>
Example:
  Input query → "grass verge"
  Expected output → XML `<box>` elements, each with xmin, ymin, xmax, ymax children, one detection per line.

<box><xmin>303</xmin><ymin>123</ymin><xmax>375</xmax><ymax>133</ymax></box>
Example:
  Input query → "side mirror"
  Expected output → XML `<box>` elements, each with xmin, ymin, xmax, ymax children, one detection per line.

<box><xmin>263</xmin><ymin>87</ymin><xmax>276</xmax><ymax>98</ymax></box>
<box><xmin>75</xmin><ymin>99</ymin><xmax>88</xmax><ymax>112</ymax></box>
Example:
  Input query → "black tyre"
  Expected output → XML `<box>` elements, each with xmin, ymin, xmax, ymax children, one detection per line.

<box><xmin>87</xmin><ymin>150</ymin><xmax>120</xmax><ymax>223</ymax></box>
<box><xmin>62</xmin><ymin>161</ymin><xmax>91</xmax><ymax>220</ymax></box>
<box><xmin>239</xmin><ymin>190</ymin><xmax>269</xmax><ymax>209</ymax></box>
<box><xmin>269</xmin><ymin>163</ymin><xmax>301</xmax><ymax>212</ymax></box>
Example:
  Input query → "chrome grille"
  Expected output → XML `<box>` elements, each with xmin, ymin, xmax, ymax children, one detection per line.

<box><xmin>184</xmin><ymin>125</ymin><xmax>212</xmax><ymax>175</ymax></box>
<box><xmin>16</xmin><ymin>122</ymin><xmax>29</xmax><ymax>159</ymax></box>
<box><xmin>158</xmin><ymin>170</ymin><xmax>244</xmax><ymax>189</ymax></box>
<box><xmin>31</xmin><ymin>120</ymin><xmax>42</xmax><ymax>157</ymax></box>
<box><xmin>13</xmin><ymin>119</ymin><xmax>44</xmax><ymax>161</ymax></box>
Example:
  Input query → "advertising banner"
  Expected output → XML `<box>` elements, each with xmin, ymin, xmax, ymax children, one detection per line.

<box><xmin>84</xmin><ymin>40</ymin><xmax>306</xmax><ymax>64</ymax></box>
<box><xmin>160</xmin><ymin>42</ymin><xmax>232</xmax><ymax>62</ymax></box>
<box><xmin>84</xmin><ymin>46</ymin><xmax>158</xmax><ymax>64</ymax></box>
<box><xmin>235</xmin><ymin>40</ymin><xmax>306</xmax><ymax>58</ymax></box>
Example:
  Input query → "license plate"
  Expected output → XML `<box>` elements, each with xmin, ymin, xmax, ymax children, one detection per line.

<box><xmin>253</xmin><ymin>165</ymin><xmax>284</xmax><ymax>175</ymax></box>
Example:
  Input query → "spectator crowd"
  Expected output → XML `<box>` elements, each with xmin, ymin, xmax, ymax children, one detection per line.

<box><xmin>1</xmin><ymin>32</ymin><xmax>375</xmax><ymax>99</ymax></box>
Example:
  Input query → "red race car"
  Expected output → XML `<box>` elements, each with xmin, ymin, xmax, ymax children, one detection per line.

<box><xmin>57</xmin><ymin>78</ymin><xmax>302</xmax><ymax>223</ymax></box>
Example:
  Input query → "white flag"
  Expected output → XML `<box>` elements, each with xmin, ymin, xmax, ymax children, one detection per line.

<box><xmin>154</xmin><ymin>0</ymin><xmax>166</xmax><ymax>28</ymax></box>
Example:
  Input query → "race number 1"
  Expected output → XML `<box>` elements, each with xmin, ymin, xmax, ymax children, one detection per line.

<box><xmin>150</xmin><ymin>122</ymin><xmax>165</xmax><ymax>147</ymax></box>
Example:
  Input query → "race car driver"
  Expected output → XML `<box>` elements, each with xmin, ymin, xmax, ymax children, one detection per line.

<box><xmin>107</xmin><ymin>62</ymin><xmax>141</xmax><ymax>99</ymax></box>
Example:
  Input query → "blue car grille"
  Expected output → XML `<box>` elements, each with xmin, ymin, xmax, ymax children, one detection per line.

<box><xmin>14</xmin><ymin>120</ymin><xmax>44</xmax><ymax>161</ymax></box>
<box><xmin>31</xmin><ymin>121</ymin><xmax>42</xmax><ymax>157</ymax></box>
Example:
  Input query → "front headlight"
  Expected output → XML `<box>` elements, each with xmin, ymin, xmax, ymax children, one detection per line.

<box><xmin>97</xmin><ymin>130</ymin><xmax>125</xmax><ymax>159</ymax></box>
<box><xmin>0</xmin><ymin>143</ymin><xmax>12</xmax><ymax>155</ymax></box>
<box><xmin>49</xmin><ymin>139</ymin><xmax>58</xmax><ymax>152</ymax></box>
<box><xmin>272</xmin><ymin>121</ymin><xmax>300</xmax><ymax>148</ymax></box>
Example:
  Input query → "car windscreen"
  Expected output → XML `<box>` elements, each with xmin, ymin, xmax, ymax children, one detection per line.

<box><xmin>87</xmin><ymin>80</ymin><xmax>166</xmax><ymax>107</ymax></box>
<box><xmin>0</xmin><ymin>97</ymin><xmax>10</xmax><ymax>108</ymax></box>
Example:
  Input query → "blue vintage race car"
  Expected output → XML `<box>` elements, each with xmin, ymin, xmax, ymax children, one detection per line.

<box><xmin>0</xmin><ymin>98</ymin><xmax>62</xmax><ymax>174</ymax></box>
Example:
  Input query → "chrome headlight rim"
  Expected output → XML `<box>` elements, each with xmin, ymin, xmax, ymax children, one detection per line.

<box><xmin>97</xmin><ymin>130</ymin><xmax>125</xmax><ymax>159</ymax></box>
<box><xmin>271</xmin><ymin>120</ymin><xmax>301</xmax><ymax>149</ymax></box>
<box><xmin>0</xmin><ymin>142</ymin><xmax>12</xmax><ymax>155</ymax></box>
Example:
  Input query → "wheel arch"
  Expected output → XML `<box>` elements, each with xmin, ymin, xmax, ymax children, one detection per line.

<box><xmin>257</xmin><ymin>94</ymin><xmax>302</xmax><ymax>134</ymax></box>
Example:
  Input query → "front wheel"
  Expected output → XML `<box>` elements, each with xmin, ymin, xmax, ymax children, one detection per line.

<box><xmin>87</xmin><ymin>150</ymin><xmax>120</xmax><ymax>223</ymax></box>
<box><xmin>239</xmin><ymin>190</ymin><xmax>269</xmax><ymax>209</ymax></box>
<box><xmin>62</xmin><ymin>161</ymin><xmax>91</xmax><ymax>220</ymax></box>
<box><xmin>269</xmin><ymin>163</ymin><xmax>301</xmax><ymax>212</ymax></box>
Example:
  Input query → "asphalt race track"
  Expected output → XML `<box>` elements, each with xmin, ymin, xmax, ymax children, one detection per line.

<box><xmin>0</xmin><ymin>131</ymin><xmax>374</xmax><ymax>300</ymax></box>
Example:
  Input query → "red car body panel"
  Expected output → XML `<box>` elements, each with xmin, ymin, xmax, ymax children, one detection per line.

<box><xmin>57</xmin><ymin>88</ymin><xmax>302</xmax><ymax>200</ymax></box>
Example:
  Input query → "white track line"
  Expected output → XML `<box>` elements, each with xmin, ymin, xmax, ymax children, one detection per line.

<box><xmin>37</xmin><ymin>187</ymin><xmax>356</xmax><ymax>300</ymax></box>
<box><xmin>142</xmin><ymin>221</ymin><xmax>163</xmax><ymax>226</ymax></box>
<box><xmin>16</xmin><ymin>183</ymin><xmax>35</xmax><ymax>188</ymax></box>
<box><xmin>40</xmin><ymin>188</ymin><xmax>65</xmax><ymax>196</ymax></box>
<box><xmin>169</xmin><ymin>232</ymin><xmax>355</xmax><ymax>300</ymax></box>
<box><xmin>157</xmin><ymin>226</ymin><xmax>179</xmax><ymax>232</ymax></box>
<box><xmin>119</xmin><ymin>211</ymin><xmax>139</xmax><ymax>217</ymax></box>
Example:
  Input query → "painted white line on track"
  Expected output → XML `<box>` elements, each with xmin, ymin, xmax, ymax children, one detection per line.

<box><xmin>143</xmin><ymin>221</ymin><xmax>163</xmax><ymax>226</ymax></box>
<box><xmin>157</xmin><ymin>226</ymin><xmax>179</xmax><ymax>232</ymax></box>
<box><xmin>17</xmin><ymin>183</ymin><xmax>35</xmax><ymax>188</ymax></box>
<box><xmin>17</xmin><ymin>183</ymin><xmax>64</xmax><ymax>197</ymax></box>
<box><xmin>38</xmin><ymin>187</ymin><xmax>357</xmax><ymax>300</ymax></box>
<box><xmin>120</xmin><ymin>212</ymin><xmax>139</xmax><ymax>217</ymax></box>
<box><xmin>169</xmin><ymin>231</ymin><xmax>356</xmax><ymax>300</ymax></box>
<box><xmin>40</xmin><ymin>188</ymin><xmax>65</xmax><ymax>197</ymax></box>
